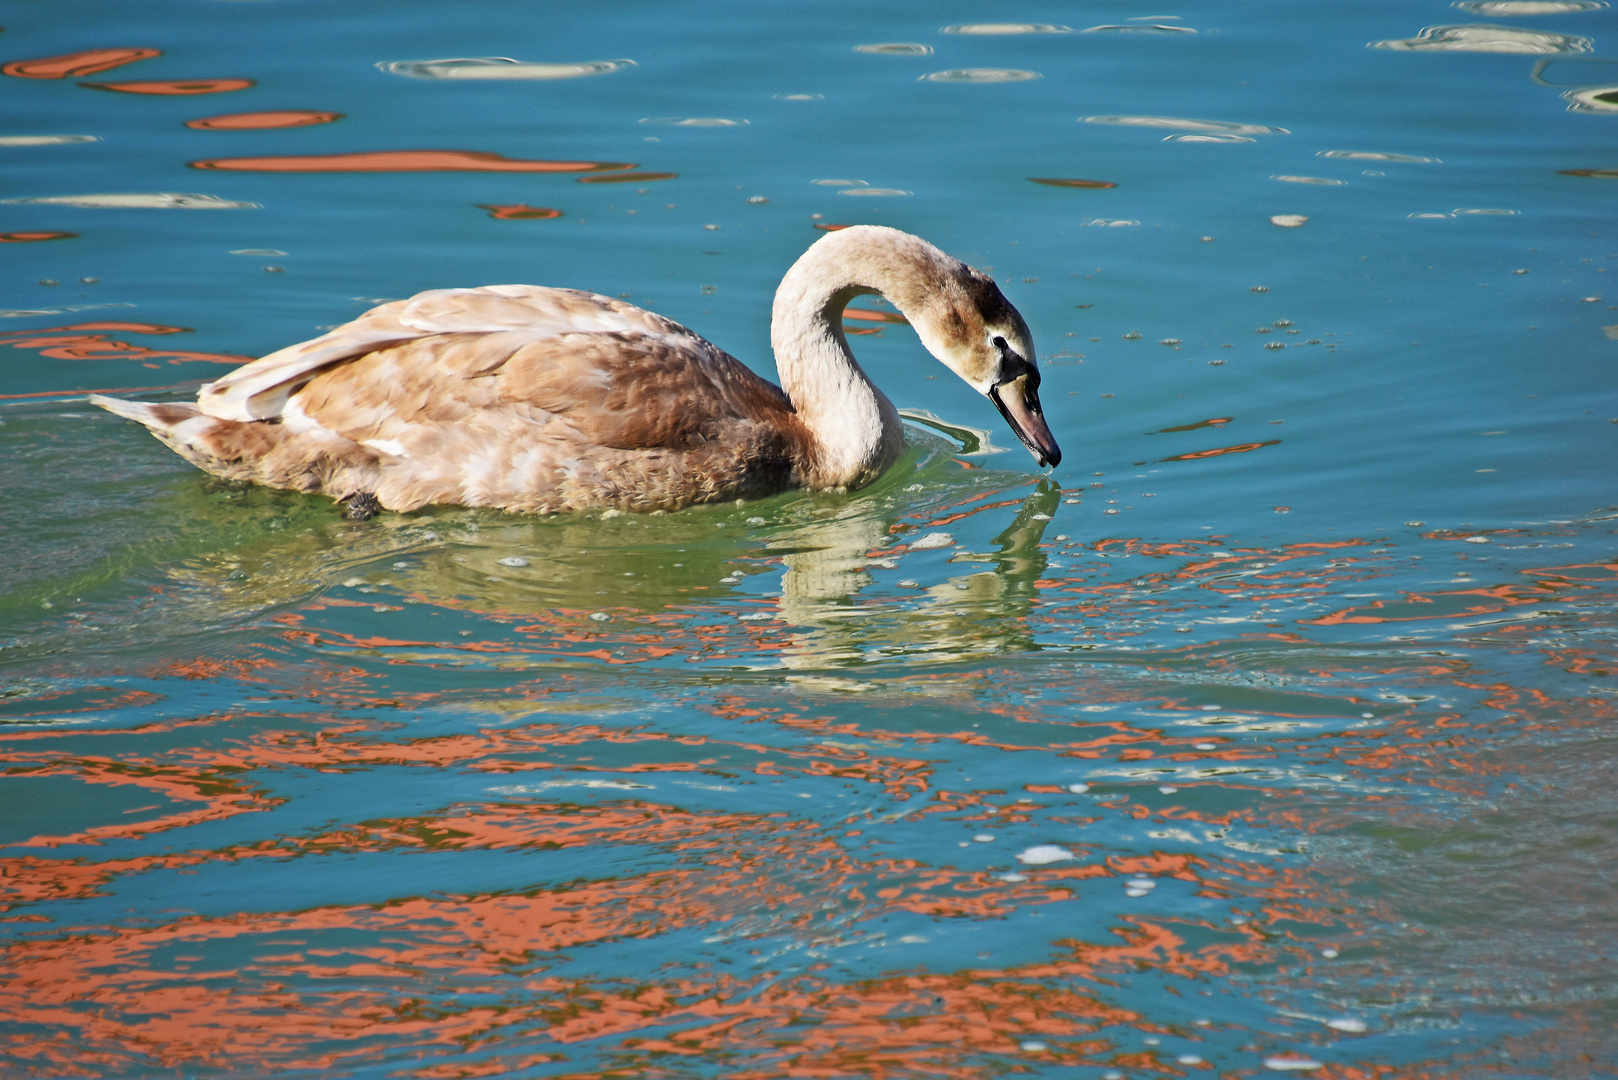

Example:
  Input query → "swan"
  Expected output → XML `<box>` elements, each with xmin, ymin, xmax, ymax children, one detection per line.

<box><xmin>91</xmin><ymin>225</ymin><xmax>1060</xmax><ymax>516</ymax></box>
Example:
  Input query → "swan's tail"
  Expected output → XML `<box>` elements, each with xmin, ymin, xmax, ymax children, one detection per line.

<box><xmin>89</xmin><ymin>394</ymin><xmax>285</xmax><ymax>482</ymax></box>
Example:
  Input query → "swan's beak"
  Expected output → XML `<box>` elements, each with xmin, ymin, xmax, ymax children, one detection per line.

<box><xmin>989</xmin><ymin>371</ymin><xmax>1061</xmax><ymax>468</ymax></box>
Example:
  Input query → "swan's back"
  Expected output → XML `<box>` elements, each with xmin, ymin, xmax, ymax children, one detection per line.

<box><xmin>97</xmin><ymin>286</ymin><xmax>813</xmax><ymax>514</ymax></box>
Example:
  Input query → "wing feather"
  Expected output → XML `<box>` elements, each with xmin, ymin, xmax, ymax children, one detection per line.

<box><xmin>197</xmin><ymin>286</ymin><xmax>705</xmax><ymax>422</ymax></box>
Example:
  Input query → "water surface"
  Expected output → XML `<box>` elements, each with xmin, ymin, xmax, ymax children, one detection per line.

<box><xmin>2</xmin><ymin>1</ymin><xmax>1615</xmax><ymax>1076</ymax></box>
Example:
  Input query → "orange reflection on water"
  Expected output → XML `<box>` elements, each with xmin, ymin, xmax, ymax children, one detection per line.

<box><xmin>575</xmin><ymin>170</ymin><xmax>677</xmax><ymax>184</ymax></box>
<box><xmin>83</xmin><ymin>77</ymin><xmax>255</xmax><ymax>95</ymax></box>
<box><xmin>0</xmin><ymin>849</ymin><xmax>1269</xmax><ymax>1075</ymax></box>
<box><xmin>0</xmin><ymin>322</ymin><xmax>250</xmax><ymax>366</ymax></box>
<box><xmin>1154</xmin><ymin>439</ymin><xmax>1281</xmax><ymax>463</ymax></box>
<box><xmin>191</xmin><ymin>151</ymin><xmax>634</xmax><ymax>172</ymax></box>
<box><xmin>2</xmin><ymin>48</ymin><xmax>160</xmax><ymax>79</ymax></box>
<box><xmin>1305</xmin><ymin>556</ymin><xmax>1614</xmax><ymax>626</ymax></box>
<box><xmin>184</xmin><ymin>109</ymin><xmax>343</xmax><ymax>130</ymax></box>
<box><xmin>0</xmin><ymin>231</ymin><xmax>77</xmax><ymax>243</ymax></box>
<box><xmin>1028</xmin><ymin>177</ymin><xmax>1118</xmax><ymax>188</ymax></box>
<box><xmin>476</xmin><ymin>203</ymin><xmax>564</xmax><ymax>219</ymax></box>
<box><xmin>1156</xmin><ymin>416</ymin><xmax>1233</xmax><ymax>433</ymax></box>
<box><xmin>844</xmin><ymin>307</ymin><xmax>910</xmax><ymax>324</ymax></box>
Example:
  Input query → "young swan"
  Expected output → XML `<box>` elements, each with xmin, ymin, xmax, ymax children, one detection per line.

<box><xmin>92</xmin><ymin>225</ymin><xmax>1060</xmax><ymax>515</ymax></box>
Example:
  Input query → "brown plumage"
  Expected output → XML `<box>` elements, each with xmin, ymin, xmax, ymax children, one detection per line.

<box><xmin>92</xmin><ymin>226</ymin><xmax>1059</xmax><ymax>514</ymax></box>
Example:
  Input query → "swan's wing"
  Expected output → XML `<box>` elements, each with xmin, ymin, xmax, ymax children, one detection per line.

<box><xmin>288</xmin><ymin>323</ymin><xmax>798</xmax><ymax>455</ymax></box>
<box><xmin>197</xmin><ymin>286</ymin><xmax>696</xmax><ymax>422</ymax></box>
<box><xmin>495</xmin><ymin>329</ymin><xmax>796</xmax><ymax>451</ymax></box>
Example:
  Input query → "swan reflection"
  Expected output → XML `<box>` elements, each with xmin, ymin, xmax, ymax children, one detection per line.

<box><xmin>142</xmin><ymin>454</ymin><xmax>1059</xmax><ymax>672</ymax></box>
<box><xmin>773</xmin><ymin>481</ymin><xmax>1058</xmax><ymax>668</ymax></box>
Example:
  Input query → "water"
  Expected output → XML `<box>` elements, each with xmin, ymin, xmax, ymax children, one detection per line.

<box><xmin>2</xmin><ymin>0</ymin><xmax>1616</xmax><ymax>1075</ymax></box>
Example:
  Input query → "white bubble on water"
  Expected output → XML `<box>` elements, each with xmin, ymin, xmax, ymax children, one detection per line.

<box><xmin>1264</xmin><ymin>1056</ymin><xmax>1324</xmax><ymax>1071</ymax></box>
<box><xmin>1020</xmin><ymin>1040</ymin><xmax>1049</xmax><ymax>1051</ymax></box>
<box><xmin>1017</xmin><ymin>844</ymin><xmax>1073</xmax><ymax>864</ymax></box>
<box><xmin>908</xmin><ymin>532</ymin><xmax>954</xmax><ymax>550</ymax></box>
<box><xmin>1068</xmin><ymin>783</ymin><xmax>1090</xmax><ymax>793</ymax></box>
<box><xmin>973</xmin><ymin>833</ymin><xmax>996</xmax><ymax>842</ymax></box>
<box><xmin>497</xmin><ymin>556</ymin><xmax>529</xmax><ymax>567</ymax></box>
<box><xmin>1325</xmin><ymin>1017</ymin><xmax>1368</xmax><ymax>1032</ymax></box>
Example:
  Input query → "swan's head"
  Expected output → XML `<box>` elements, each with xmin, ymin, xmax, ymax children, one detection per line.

<box><xmin>910</xmin><ymin>263</ymin><xmax>1062</xmax><ymax>469</ymax></box>
<box><xmin>777</xmin><ymin>225</ymin><xmax>1062</xmax><ymax>470</ymax></box>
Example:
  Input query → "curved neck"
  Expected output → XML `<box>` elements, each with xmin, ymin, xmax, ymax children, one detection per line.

<box><xmin>771</xmin><ymin>227</ymin><xmax>952</xmax><ymax>488</ymax></box>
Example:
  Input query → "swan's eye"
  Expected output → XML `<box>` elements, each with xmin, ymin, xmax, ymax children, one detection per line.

<box><xmin>992</xmin><ymin>335</ymin><xmax>1009</xmax><ymax>354</ymax></box>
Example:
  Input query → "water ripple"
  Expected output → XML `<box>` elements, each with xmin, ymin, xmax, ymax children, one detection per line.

<box><xmin>1371</xmin><ymin>24</ymin><xmax>1593</xmax><ymax>52</ymax></box>
<box><xmin>378</xmin><ymin>57</ymin><xmax>634</xmax><ymax>79</ymax></box>
<box><xmin>1083</xmin><ymin>24</ymin><xmax>1198</xmax><ymax>34</ymax></box>
<box><xmin>1453</xmin><ymin>0</ymin><xmax>1606</xmax><ymax>13</ymax></box>
<box><xmin>854</xmin><ymin>43</ymin><xmax>933</xmax><ymax>55</ymax></box>
<box><xmin>1</xmin><ymin>192</ymin><xmax>257</xmax><ymax>209</ymax></box>
<box><xmin>1565</xmin><ymin>86</ymin><xmax>1618</xmax><ymax>111</ymax></box>
<box><xmin>940</xmin><ymin>23</ymin><xmax>1070</xmax><ymax>34</ymax></box>
<box><xmin>1319</xmin><ymin>150</ymin><xmax>1440</xmax><ymax>163</ymax></box>
<box><xmin>639</xmin><ymin>117</ymin><xmax>748</xmax><ymax>126</ymax></box>
<box><xmin>0</xmin><ymin>134</ymin><xmax>98</xmax><ymax>146</ymax></box>
<box><xmin>922</xmin><ymin>68</ymin><xmax>1042</xmax><ymax>83</ymax></box>
<box><xmin>1084</xmin><ymin>115</ymin><xmax>1289</xmax><ymax>135</ymax></box>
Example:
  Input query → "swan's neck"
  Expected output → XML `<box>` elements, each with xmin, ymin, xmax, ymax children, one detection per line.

<box><xmin>771</xmin><ymin>233</ymin><xmax>943</xmax><ymax>489</ymax></box>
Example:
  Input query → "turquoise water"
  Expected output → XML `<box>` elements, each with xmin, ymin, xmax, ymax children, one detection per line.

<box><xmin>3</xmin><ymin>1</ymin><xmax>1616</xmax><ymax>1076</ymax></box>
